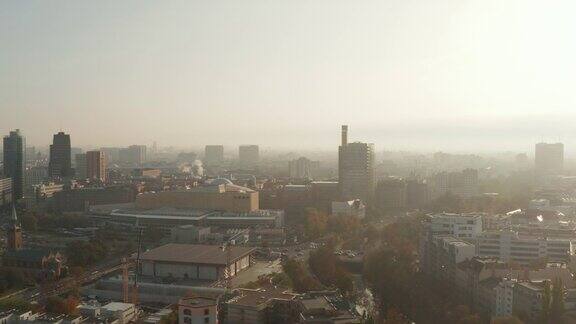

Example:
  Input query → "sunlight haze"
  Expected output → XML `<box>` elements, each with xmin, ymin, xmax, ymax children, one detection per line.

<box><xmin>1</xmin><ymin>0</ymin><xmax>575</xmax><ymax>151</ymax></box>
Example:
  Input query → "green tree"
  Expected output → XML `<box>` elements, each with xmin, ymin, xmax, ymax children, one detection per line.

<box><xmin>66</xmin><ymin>239</ymin><xmax>109</xmax><ymax>267</ymax></box>
<box><xmin>0</xmin><ymin>297</ymin><xmax>32</xmax><ymax>312</ymax></box>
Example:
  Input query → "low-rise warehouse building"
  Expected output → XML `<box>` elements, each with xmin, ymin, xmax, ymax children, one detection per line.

<box><xmin>89</xmin><ymin>205</ymin><xmax>284</xmax><ymax>233</ymax></box>
<box><xmin>139</xmin><ymin>244</ymin><xmax>255</xmax><ymax>281</ymax></box>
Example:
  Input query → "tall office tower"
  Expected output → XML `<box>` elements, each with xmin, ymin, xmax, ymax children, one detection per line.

<box><xmin>75</xmin><ymin>153</ymin><xmax>87</xmax><ymax>180</ymax></box>
<box><xmin>86</xmin><ymin>151</ymin><xmax>106</xmax><ymax>182</ymax></box>
<box><xmin>119</xmin><ymin>145</ymin><xmax>147</xmax><ymax>165</ymax></box>
<box><xmin>289</xmin><ymin>157</ymin><xmax>320</xmax><ymax>179</ymax></box>
<box><xmin>239</xmin><ymin>145</ymin><xmax>259</xmax><ymax>167</ymax></box>
<box><xmin>338</xmin><ymin>125</ymin><xmax>375</xmax><ymax>201</ymax></box>
<box><xmin>205</xmin><ymin>145</ymin><xmax>224</xmax><ymax>166</ymax></box>
<box><xmin>535</xmin><ymin>143</ymin><xmax>564</xmax><ymax>176</ymax></box>
<box><xmin>48</xmin><ymin>132</ymin><xmax>72</xmax><ymax>179</ymax></box>
<box><xmin>3</xmin><ymin>130</ymin><xmax>26</xmax><ymax>200</ymax></box>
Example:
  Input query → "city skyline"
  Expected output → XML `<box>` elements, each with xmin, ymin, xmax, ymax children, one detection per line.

<box><xmin>2</xmin><ymin>1</ymin><xmax>576</xmax><ymax>150</ymax></box>
<box><xmin>2</xmin><ymin>2</ymin><xmax>576</xmax><ymax>323</ymax></box>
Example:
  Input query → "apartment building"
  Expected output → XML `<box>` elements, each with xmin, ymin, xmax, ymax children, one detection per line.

<box><xmin>476</xmin><ymin>230</ymin><xmax>574</xmax><ymax>265</ymax></box>
<box><xmin>427</xmin><ymin>212</ymin><xmax>484</xmax><ymax>239</ymax></box>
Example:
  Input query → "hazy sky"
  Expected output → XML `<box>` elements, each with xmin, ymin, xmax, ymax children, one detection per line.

<box><xmin>1</xmin><ymin>0</ymin><xmax>575</xmax><ymax>152</ymax></box>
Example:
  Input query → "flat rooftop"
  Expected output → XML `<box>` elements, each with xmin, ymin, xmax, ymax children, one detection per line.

<box><xmin>300</xmin><ymin>296</ymin><xmax>335</xmax><ymax>311</ymax></box>
<box><xmin>140</xmin><ymin>244</ymin><xmax>256</xmax><ymax>266</ymax></box>
<box><xmin>228</xmin><ymin>286</ymin><xmax>298</xmax><ymax>308</ymax></box>
<box><xmin>179</xmin><ymin>296</ymin><xmax>218</xmax><ymax>308</ymax></box>
<box><xmin>101</xmin><ymin>302</ymin><xmax>134</xmax><ymax>312</ymax></box>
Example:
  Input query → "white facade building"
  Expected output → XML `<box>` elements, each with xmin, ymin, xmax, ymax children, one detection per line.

<box><xmin>101</xmin><ymin>302</ymin><xmax>137</xmax><ymax>324</ymax></box>
<box><xmin>476</xmin><ymin>230</ymin><xmax>574</xmax><ymax>264</ymax></box>
<box><xmin>428</xmin><ymin>212</ymin><xmax>484</xmax><ymax>239</ymax></box>
<box><xmin>178</xmin><ymin>297</ymin><xmax>218</xmax><ymax>324</ymax></box>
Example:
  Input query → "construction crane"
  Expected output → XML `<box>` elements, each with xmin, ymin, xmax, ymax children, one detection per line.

<box><xmin>132</xmin><ymin>227</ymin><xmax>143</xmax><ymax>304</ymax></box>
<box><xmin>121</xmin><ymin>258</ymin><xmax>129</xmax><ymax>303</ymax></box>
<box><xmin>122</xmin><ymin>228</ymin><xmax>143</xmax><ymax>304</ymax></box>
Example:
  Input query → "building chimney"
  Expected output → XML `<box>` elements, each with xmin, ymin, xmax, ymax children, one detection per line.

<box><xmin>341</xmin><ymin>125</ymin><xmax>348</xmax><ymax>146</ymax></box>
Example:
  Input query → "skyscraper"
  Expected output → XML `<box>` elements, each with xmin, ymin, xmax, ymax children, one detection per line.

<box><xmin>205</xmin><ymin>145</ymin><xmax>224</xmax><ymax>166</ymax></box>
<box><xmin>239</xmin><ymin>145</ymin><xmax>259</xmax><ymax>167</ymax></box>
<box><xmin>48</xmin><ymin>131</ymin><xmax>72</xmax><ymax>178</ymax></box>
<box><xmin>86</xmin><ymin>151</ymin><xmax>106</xmax><ymax>182</ymax></box>
<box><xmin>535</xmin><ymin>142</ymin><xmax>564</xmax><ymax>176</ymax></box>
<box><xmin>338</xmin><ymin>125</ymin><xmax>375</xmax><ymax>201</ymax></box>
<box><xmin>3</xmin><ymin>130</ymin><xmax>26</xmax><ymax>200</ymax></box>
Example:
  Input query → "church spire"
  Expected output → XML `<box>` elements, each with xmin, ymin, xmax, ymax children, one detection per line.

<box><xmin>11</xmin><ymin>204</ymin><xmax>18</xmax><ymax>225</ymax></box>
<box><xmin>7</xmin><ymin>204</ymin><xmax>22</xmax><ymax>251</ymax></box>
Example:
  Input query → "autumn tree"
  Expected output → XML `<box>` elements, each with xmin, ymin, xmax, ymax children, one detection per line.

<box><xmin>282</xmin><ymin>259</ymin><xmax>322</xmax><ymax>293</ymax></box>
<box><xmin>304</xmin><ymin>208</ymin><xmax>328</xmax><ymax>239</ymax></box>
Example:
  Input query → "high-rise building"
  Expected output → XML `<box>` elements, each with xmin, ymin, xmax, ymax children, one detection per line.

<box><xmin>25</xmin><ymin>147</ymin><xmax>36</xmax><ymax>165</ymax></box>
<box><xmin>338</xmin><ymin>125</ymin><xmax>375</xmax><ymax>201</ymax></box>
<box><xmin>431</xmin><ymin>169</ymin><xmax>478</xmax><ymax>199</ymax></box>
<box><xmin>239</xmin><ymin>145</ymin><xmax>259</xmax><ymax>167</ymax></box>
<box><xmin>100</xmin><ymin>147</ymin><xmax>121</xmax><ymax>163</ymax></box>
<box><xmin>375</xmin><ymin>177</ymin><xmax>407</xmax><ymax>210</ymax></box>
<box><xmin>535</xmin><ymin>142</ymin><xmax>564</xmax><ymax>176</ymax></box>
<box><xmin>0</xmin><ymin>178</ymin><xmax>12</xmax><ymax>209</ymax></box>
<box><xmin>75</xmin><ymin>153</ymin><xmax>88</xmax><ymax>180</ymax></box>
<box><xmin>119</xmin><ymin>145</ymin><xmax>147</xmax><ymax>165</ymax></box>
<box><xmin>3</xmin><ymin>130</ymin><xmax>26</xmax><ymax>200</ymax></box>
<box><xmin>48</xmin><ymin>132</ymin><xmax>72</xmax><ymax>179</ymax></box>
<box><xmin>70</xmin><ymin>147</ymin><xmax>83</xmax><ymax>167</ymax></box>
<box><xmin>86</xmin><ymin>151</ymin><xmax>106</xmax><ymax>182</ymax></box>
<box><xmin>289</xmin><ymin>157</ymin><xmax>320</xmax><ymax>179</ymax></box>
<box><xmin>205</xmin><ymin>145</ymin><xmax>224</xmax><ymax>166</ymax></box>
